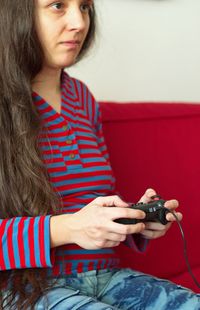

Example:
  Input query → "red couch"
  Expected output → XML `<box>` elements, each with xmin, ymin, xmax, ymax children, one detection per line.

<box><xmin>100</xmin><ymin>101</ymin><xmax>200</xmax><ymax>293</ymax></box>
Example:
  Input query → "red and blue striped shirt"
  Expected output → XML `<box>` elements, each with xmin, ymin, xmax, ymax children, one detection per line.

<box><xmin>0</xmin><ymin>72</ymin><xmax>146</xmax><ymax>276</ymax></box>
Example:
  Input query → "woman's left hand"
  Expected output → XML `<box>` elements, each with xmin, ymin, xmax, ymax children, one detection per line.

<box><xmin>138</xmin><ymin>188</ymin><xmax>183</xmax><ymax>240</ymax></box>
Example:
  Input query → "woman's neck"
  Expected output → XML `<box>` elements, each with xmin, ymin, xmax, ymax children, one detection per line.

<box><xmin>32</xmin><ymin>67</ymin><xmax>63</xmax><ymax>114</ymax></box>
<box><xmin>32</xmin><ymin>67</ymin><xmax>62</xmax><ymax>96</ymax></box>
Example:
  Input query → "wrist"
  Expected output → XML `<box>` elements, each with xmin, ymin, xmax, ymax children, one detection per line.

<box><xmin>50</xmin><ymin>214</ymin><xmax>72</xmax><ymax>248</ymax></box>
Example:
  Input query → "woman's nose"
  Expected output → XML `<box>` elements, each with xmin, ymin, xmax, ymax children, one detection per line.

<box><xmin>66</xmin><ymin>7</ymin><xmax>87</xmax><ymax>32</ymax></box>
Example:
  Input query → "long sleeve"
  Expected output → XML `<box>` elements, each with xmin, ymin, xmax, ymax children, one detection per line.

<box><xmin>125</xmin><ymin>234</ymin><xmax>149</xmax><ymax>253</ymax></box>
<box><xmin>0</xmin><ymin>215</ymin><xmax>54</xmax><ymax>271</ymax></box>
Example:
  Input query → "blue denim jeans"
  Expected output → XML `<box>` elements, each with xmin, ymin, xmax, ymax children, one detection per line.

<box><xmin>35</xmin><ymin>268</ymin><xmax>200</xmax><ymax>310</ymax></box>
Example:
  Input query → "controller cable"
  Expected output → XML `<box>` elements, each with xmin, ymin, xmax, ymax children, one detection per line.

<box><xmin>168</xmin><ymin>210</ymin><xmax>200</xmax><ymax>289</ymax></box>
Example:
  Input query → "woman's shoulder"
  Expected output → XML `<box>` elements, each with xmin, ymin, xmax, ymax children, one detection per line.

<box><xmin>62</xmin><ymin>70</ymin><xmax>90</xmax><ymax>94</ymax></box>
<box><xmin>62</xmin><ymin>70</ymin><xmax>98</xmax><ymax>106</ymax></box>
<box><xmin>62</xmin><ymin>71</ymin><xmax>99</xmax><ymax>120</ymax></box>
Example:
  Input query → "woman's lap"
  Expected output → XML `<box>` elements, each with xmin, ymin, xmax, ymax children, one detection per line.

<box><xmin>98</xmin><ymin>269</ymin><xmax>200</xmax><ymax>310</ymax></box>
<box><xmin>35</xmin><ymin>287</ymin><xmax>116</xmax><ymax>310</ymax></box>
<box><xmin>34</xmin><ymin>268</ymin><xmax>200</xmax><ymax>310</ymax></box>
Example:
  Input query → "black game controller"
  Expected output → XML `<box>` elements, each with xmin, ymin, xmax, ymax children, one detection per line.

<box><xmin>115</xmin><ymin>199</ymin><xmax>170</xmax><ymax>225</ymax></box>
<box><xmin>115</xmin><ymin>197</ymin><xmax>200</xmax><ymax>290</ymax></box>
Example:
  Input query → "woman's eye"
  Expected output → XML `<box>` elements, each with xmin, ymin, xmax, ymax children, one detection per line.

<box><xmin>80</xmin><ymin>3</ymin><xmax>92</xmax><ymax>13</ymax></box>
<box><xmin>51</xmin><ymin>2</ymin><xmax>64</xmax><ymax>10</ymax></box>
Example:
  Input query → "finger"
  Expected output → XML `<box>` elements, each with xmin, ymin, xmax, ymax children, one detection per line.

<box><xmin>164</xmin><ymin>199</ymin><xmax>179</xmax><ymax>210</ymax></box>
<box><xmin>138</xmin><ymin>188</ymin><xmax>157</xmax><ymax>203</ymax></box>
<box><xmin>140</xmin><ymin>229</ymin><xmax>167</xmax><ymax>240</ymax></box>
<box><xmin>95</xmin><ymin>195</ymin><xmax>129</xmax><ymax>208</ymax></box>
<box><xmin>106</xmin><ymin>232</ymin><xmax>127</xmax><ymax>242</ymax></box>
<box><xmin>166</xmin><ymin>211</ymin><xmax>183</xmax><ymax>222</ymax></box>
<box><xmin>144</xmin><ymin>221</ymin><xmax>172</xmax><ymax>231</ymax></box>
<box><xmin>106</xmin><ymin>207</ymin><xmax>145</xmax><ymax>222</ymax></box>
<box><xmin>108</xmin><ymin>221</ymin><xmax>145</xmax><ymax>235</ymax></box>
<box><xmin>96</xmin><ymin>240</ymin><xmax>121</xmax><ymax>248</ymax></box>
<box><xmin>104</xmin><ymin>241</ymin><xmax>121</xmax><ymax>248</ymax></box>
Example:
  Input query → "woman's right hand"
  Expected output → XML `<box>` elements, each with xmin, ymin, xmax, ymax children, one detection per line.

<box><xmin>50</xmin><ymin>195</ymin><xmax>146</xmax><ymax>249</ymax></box>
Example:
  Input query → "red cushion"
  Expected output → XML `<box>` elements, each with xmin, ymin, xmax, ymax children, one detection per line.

<box><xmin>100</xmin><ymin>101</ymin><xmax>200</xmax><ymax>292</ymax></box>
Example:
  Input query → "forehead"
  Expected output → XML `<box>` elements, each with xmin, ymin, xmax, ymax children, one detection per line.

<box><xmin>35</xmin><ymin>0</ymin><xmax>93</xmax><ymax>4</ymax></box>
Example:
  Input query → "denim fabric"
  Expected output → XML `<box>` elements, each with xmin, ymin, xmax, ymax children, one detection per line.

<box><xmin>34</xmin><ymin>268</ymin><xmax>200</xmax><ymax>310</ymax></box>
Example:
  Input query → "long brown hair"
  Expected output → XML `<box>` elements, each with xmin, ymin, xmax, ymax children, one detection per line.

<box><xmin>0</xmin><ymin>1</ymin><xmax>96</xmax><ymax>308</ymax></box>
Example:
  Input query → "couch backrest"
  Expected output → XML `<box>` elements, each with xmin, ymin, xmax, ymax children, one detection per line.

<box><xmin>100</xmin><ymin>102</ymin><xmax>200</xmax><ymax>292</ymax></box>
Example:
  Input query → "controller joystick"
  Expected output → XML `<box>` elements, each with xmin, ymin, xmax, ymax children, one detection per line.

<box><xmin>115</xmin><ymin>199</ymin><xmax>170</xmax><ymax>225</ymax></box>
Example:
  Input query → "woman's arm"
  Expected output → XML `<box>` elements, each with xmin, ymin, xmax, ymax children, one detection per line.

<box><xmin>0</xmin><ymin>215</ymin><xmax>53</xmax><ymax>270</ymax></box>
<box><xmin>50</xmin><ymin>195</ymin><xmax>146</xmax><ymax>250</ymax></box>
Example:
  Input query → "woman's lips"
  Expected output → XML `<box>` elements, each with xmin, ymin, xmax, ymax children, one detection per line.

<box><xmin>61</xmin><ymin>40</ymin><xmax>81</xmax><ymax>49</ymax></box>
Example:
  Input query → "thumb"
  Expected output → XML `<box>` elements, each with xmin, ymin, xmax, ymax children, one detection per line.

<box><xmin>138</xmin><ymin>188</ymin><xmax>157</xmax><ymax>203</ymax></box>
<box><xmin>95</xmin><ymin>195</ymin><xmax>129</xmax><ymax>208</ymax></box>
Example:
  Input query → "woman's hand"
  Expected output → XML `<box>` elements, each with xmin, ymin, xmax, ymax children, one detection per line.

<box><xmin>138</xmin><ymin>188</ymin><xmax>183</xmax><ymax>240</ymax></box>
<box><xmin>50</xmin><ymin>189</ymin><xmax>182</xmax><ymax>248</ymax></box>
<box><xmin>50</xmin><ymin>195</ymin><xmax>146</xmax><ymax>249</ymax></box>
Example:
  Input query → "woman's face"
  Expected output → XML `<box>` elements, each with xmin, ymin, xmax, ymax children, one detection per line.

<box><xmin>34</xmin><ymin>0</ymin><xmax>93</xmax><ymax>70</ymax></box>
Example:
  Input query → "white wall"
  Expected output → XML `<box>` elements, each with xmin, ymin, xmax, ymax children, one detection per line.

<box><xmin>68</xmin><ymin>0</ymin><xmax>200</xmax><ymax>102</ymax></box>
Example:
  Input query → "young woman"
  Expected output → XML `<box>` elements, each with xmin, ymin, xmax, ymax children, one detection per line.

<box><xmin>0</xmin><ymin>0</ymin><xmax>199</xmax><ymax>309</ymax></box>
